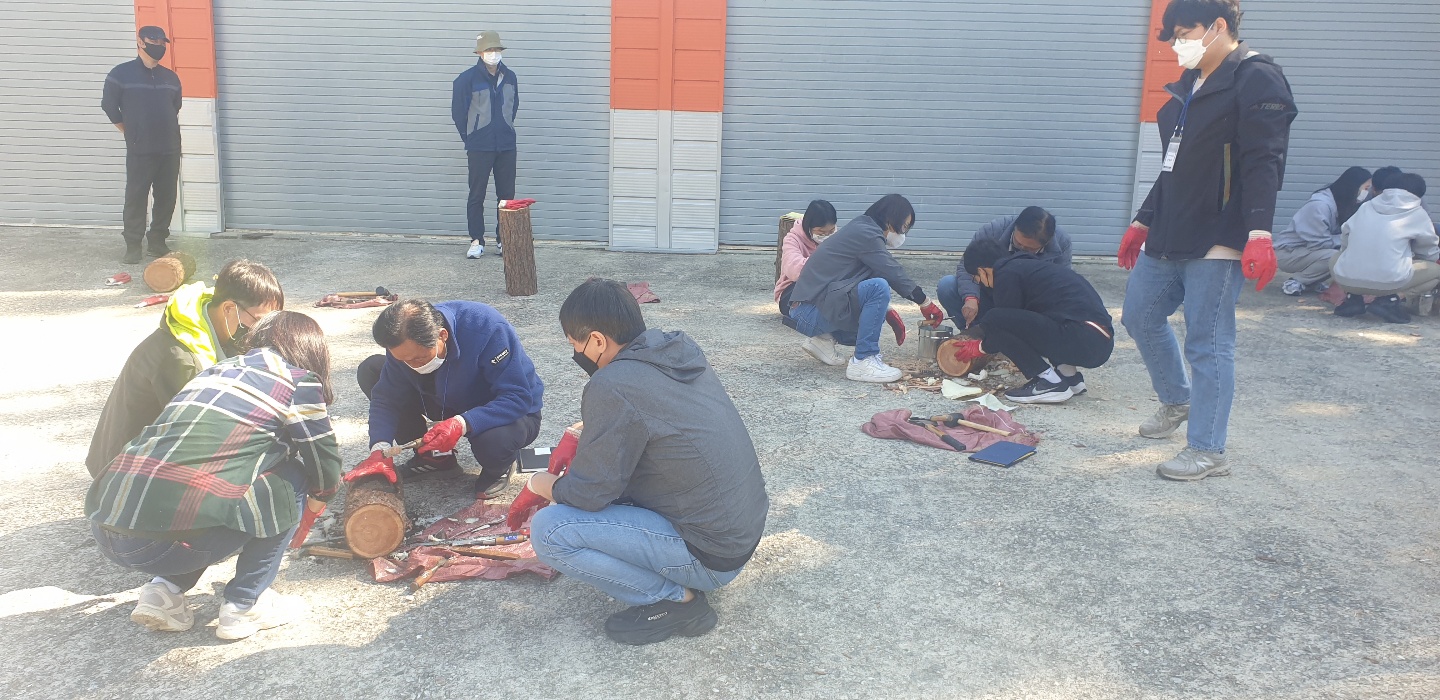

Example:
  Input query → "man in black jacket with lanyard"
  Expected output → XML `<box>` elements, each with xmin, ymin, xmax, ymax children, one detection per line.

<box><xmin>1116</xmin><ymin>0</ymin><xmax>1297</xmax><ymax>481</ymax></box>
<box><xmin>102</xmin><ymin>26</ymin><xmax>182</xmax><ymax>264</ymax></box>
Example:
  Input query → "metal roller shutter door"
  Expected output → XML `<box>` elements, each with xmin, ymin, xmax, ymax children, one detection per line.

<box><xmin>212</xmin><ymin>1</ymin><xmax>610</xmax><ymax>240</ymax></box>
<box><xmin>721</xmin><ymin>1</ymin><xmax>1151</xmax><ymax>255</ymax></box>
<box><xmin>0</xmin><ymin>1</ymin><xmax>136</xmax><ymax>227</ymax></box>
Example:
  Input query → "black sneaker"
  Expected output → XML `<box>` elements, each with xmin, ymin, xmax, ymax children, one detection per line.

<box><xmin>397</xmin><ymin>451</ymin><xmax>461</xmax><ymax>480</ymax></box>
<box><xmin>145</xmin><ymin>240</ymin><xmax>170</xmax><ymax>258</ymax></box>
<box><xmin>122</xmin><ymin>242</ymin><xmax>143</xmax><ymax>265</ymax></box>
<box><xmin>1004</xmin><ymin>376</ymin><xmax>1074</xmax><ymax>405</ymax></box>
<box><xmin>474</xmin><ymin>461</ymin><xmax>517</xmax><ymax>499</ymax></box>
<box><xmin>1334</xmin><ymin>294</ymin><xmax>1366</xmax><ymax>318</ymax></box>
<box><xmin>1061</xmin><ymin>371</ymin><xmax>1087</xmax><ymax>395</ymax></box>
<box><xmin>1367</xmin><ymin>295</ymin><xmax>1412</xmax><ymax>324</ymax></box>
<box><xmin>604</xmin><ymin>591</ymin><xmax>717</xmax><ymax>645</ymax></box>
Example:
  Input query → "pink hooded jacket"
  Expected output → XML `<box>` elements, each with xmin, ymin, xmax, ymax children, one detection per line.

<box><xmin>774</xmin><ymin>220</ymin><xmax>819</xmax><ymax>302</ymax></box>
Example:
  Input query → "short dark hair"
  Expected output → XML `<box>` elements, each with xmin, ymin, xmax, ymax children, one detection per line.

<box><xmin>244</xmin><ymin>310</ymin><xmax>334</xmax><ymax>404</ymax></box>
<box><xmin>801</xmin><ymin>199</ymin><xmax>838</xmax><ymax>238</ymax></box>
<box><xmin>863</xmin><ymin>194</ymin><xmax>916</xmax><ymax>234</ymax></box>
<box><xmin>1371</xmin><ymin>165</ymin><xmax>1403</xmax><ymax>192</ymax></box>
<box><xmin>1159</xmin><ymin>0</ymin><xmax>1242</xmax><ymax>42</ymax></box>
<box><xmin>1013</xmin><ymin>206</ymin><xmax>1057</xmax><ymax>247</ymax></box>
<box><xmin>963</xmin><ymin>238</ymin><xmax>1007</xmax><ymax>275</ymax></box>
<box><xmin>1392</xmin><ymin>172</ymin><xmax>1427</xmax><ymax>199</ymax></box>
<box><xmin>214</xmin><ymin>259</ymin><xmax>284</xmax><ymax>310</ymax></box>
<box><xmin>373</xmin><ymin>299</ymin><xmax>448</xmax><ymax>349</ymax></box>
<box><xmin>560</xmin><ymin>278</ymin><xmax>647</xmax><ymax>345</ymax></box>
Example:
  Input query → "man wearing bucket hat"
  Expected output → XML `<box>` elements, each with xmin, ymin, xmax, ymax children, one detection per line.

<box><xmin>102</xmin><ymin>26</ymin><xmax>183</xmax><ymax>265</ymax></box>
<box><xmin>452</xmin><ymin>31</ymin><xmax>520</xmax><ymax>260</ymax></box>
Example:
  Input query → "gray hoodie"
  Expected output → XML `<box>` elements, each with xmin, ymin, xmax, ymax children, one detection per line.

<box><xmin>1332</xmin><ymin>190</ymin><xmax>1440</xmax><ymax>291</ymax></box>
<box><xmin>789</xmin><ymin>215</ymin><xmax>925</xmax><ymax>330</ymax></box>
<box><xmin>551</xmin><ymin>329</ymin><xmax>768</xmax><ymax>572</ymax></box>
<box><xmin>1274</xmin><ymin>189</ymin><xmax>1342</xmax><ymax>251</ymax></box>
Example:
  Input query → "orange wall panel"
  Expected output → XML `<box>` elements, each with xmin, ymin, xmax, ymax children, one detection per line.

<box><xmin>612</xmin><ymin>0</ymin><xmax>725</xmax><ymax>112</ymax></box>
<box><xmin>1138</xmin><ymin>0</ymin><xmax>1183</xmax><ymax>121</ymax></box>
<box><xmin>134</xmin><ymin>0</ymin><xmax>218</xmax><ymax>98</ymax></box>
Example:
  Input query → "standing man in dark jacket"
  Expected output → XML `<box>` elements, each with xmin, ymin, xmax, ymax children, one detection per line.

<box><xmin>949</xmin><ymin>239</ymin><xmax>1114</xmax><ymax>404</ymax></box>
<box><xmin>937</xmin><ymin>206</ymin><xmax>1073</xmax><ymax>328</ymax></box>
<box><xmin>789</xmin><ymin>194</ymin><xmax>944</xmax><ymax>383</ymax></box>
<box><xmin>524</xmin><ymin>279</ymin><xmax>768</xmax><ymax>646</ymax></box>
<box><xmin>102</xmin><ymin>26</ymin><xmax>182</xmax><ymax>265</ymax></box>
<box><xmin>1116</xmin><ymin>0</ymin><xmax>1297</xmax><ymax>481</ymax></box>
<box><xmin>452</xmin><ymin>31</ymin><xmax>519</xmax><ymax>260</ymax></box>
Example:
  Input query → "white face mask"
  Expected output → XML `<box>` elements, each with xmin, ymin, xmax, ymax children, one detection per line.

<box><xmin>1172</xmin><ymin>23</ymin><xmax>1217</xmax><ymax>70</ymax></box>
<box><xmin>411</xmin><ymin>354</ymin><xmax>444</xmax><ymax>375</ymax></box>
<box><xmin>1357</xmin><ymin>188</ymin><xmax>1372</xmax><ymax>203</ymax></box>
<box><xmin>885</xmin><ymin>231</ymin><xmax>907</xmax><ymax>249</ymax></box>
<box><xmin>482</xmin><ymin>51</ymin><xmax>503</xmax><ymax>67</ymax></box>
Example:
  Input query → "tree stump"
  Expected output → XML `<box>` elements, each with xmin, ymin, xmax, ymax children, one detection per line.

<box><xmin>774</xmin><ymin>213</ymin><xmax>801</xmax><ymax>282</ymax></box>
<box><xmin>343</xmin><ymin>474</ymin><xmax>410</xmax><ymax>559</ymax></box>
<box><xmin>142</xmin><ymin>251</ymin><xmax>197</xmax><ymax>293</ymax></box>
<box><xmin>498</xmin><ymin>208</ymin><xmax>538</xmax><ymax>297</ymax></box>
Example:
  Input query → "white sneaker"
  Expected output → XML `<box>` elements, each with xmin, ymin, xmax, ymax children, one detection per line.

<box><xmin>846</xmin><ymin>354</ymin><xmax>902</xmax><ymax>383</ymax></box>
<box><xmin>801</xmin><ymin>334</ymin><xmax>845</xmax><ymax>366</ymax></box>
<box><xmin>216</xmin><ymin>590</ymin><xmax>306</xmax><ymax>641</ymax></box>
<box><xmin>467</xmin><ymin>241</ymin><xmax>484</xmax><ymax>259</ymax></box>
<box><xmin>131</xmin><ymin>581</ymin><xmax>194</xmax><ymax>632</ymax></box>
<box><xmin>496</xmin><ymin>239</ymin><xmax>503</xmax><ymax>257</ymax></box>
<box><xmin>1281</xmin><ymin>278</ymin><xmax>1303</xmax><ymax>296</ymax></box>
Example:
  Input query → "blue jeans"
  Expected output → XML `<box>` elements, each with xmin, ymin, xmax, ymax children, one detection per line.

<box><xmin>936</xmin><ymin>274</ymin><xmax>967</xmax><ymax>323</ymax></box>
<box><xmin>1121</xmin><ymin>254</ymin><xmax>1244</xmax><ymax>453</ymax></box>
<box><xmin>530</xmin><ymin>504</ymin><xmax>743</xmax><ymax>606</ymax></box>
<box><xmin>787</xmin><ymin>278</ymin><xmax>891</xmax><ymax>360</ymax></box>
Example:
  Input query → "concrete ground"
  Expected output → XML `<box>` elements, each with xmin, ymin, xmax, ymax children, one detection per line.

<box><xmin>1</xmin><ymin>225</ymin><xmax>1437</xmax><ymax>700</ymax></box>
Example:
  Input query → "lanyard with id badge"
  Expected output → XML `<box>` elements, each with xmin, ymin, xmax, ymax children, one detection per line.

<box><xmin>1161</xmin><ymin>86</ymin><xmax>1199</xmax><ymax>173</ymax></box>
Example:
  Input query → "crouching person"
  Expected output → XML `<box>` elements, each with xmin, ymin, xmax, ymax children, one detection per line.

<box><xmin>87</xmin><ymin>311</ymin><xmax>341</xmax><ymax>640</ymax></box>
<box><xmin>525</xmin><ymin>279</ymin><xmax>769</xmax><ymax>645</ymax></box>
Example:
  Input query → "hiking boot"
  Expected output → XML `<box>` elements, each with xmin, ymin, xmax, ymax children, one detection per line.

<box><xmin>604</xmin><ymin>591</ymin><xmax>717</xmax><ymax>646</ymax></box>
<box><xmin>1281</xmin><ymin>278</ymin><xmax>1304</xmax><ymax>296</ymax></box>
<box><xmin>467</xmin><ymin>241</ymin><xmax>485</xmax><ymax>259</ymax></box>
<box><xmin>1139</xmin><ymin>404</ymin><xmax>1189</xmax><ymax>439</ymax></box>
<box><xmin>145</xmin><ymin>240</ymin><xmax>170</xmax><ymax>258</ymax></box>
<box><xmin>1334</xmin><ymin>294</ymin><xmax>1366</xmax><ymax>318</ymax></box>
<box><xmin>398</xmin><ymin>451</ymin><xmax>462</xmax><ymax>480</ymax></box>
<box><xmin>801</xmin><ymin>334</ymin><xmax>845</xmax><ymax>366</ymax></box>
<box><xmin>130</xmin><ymin>581</ymin><xmax>193</xmax><ymax>632</ymax></box>
<box><xmin>475</xmin><ymin>461</ymin><xmax>517</xmax><ymax>499</ymax></box>
<box><xmin>1367</xmin><ymin>295</ymin><xmax>1411</xmax><ymax>324</ymax></box>
<box><xmin>1156</xmin><ymin>446</ymin><xmax>1230</xmax><ymax>481</ymax></box>
<box><xmin>846</xmin><ymin>354</ymin><xmax>902</xmax><ymax>383</ymax></box>
<box><xmin>1004</xmin><ymin>376</ymin><xmax>1073</xmax><ymax>404</ymax></box>
<box><xmin>122</xmin><ymin>242</ymin><xmax>144</xmax><ymax>265</ymax></box>
<box><xmin>216</xmin><ymin>590</ymin><xmax>306</xmax><ymax>641</ymax></box>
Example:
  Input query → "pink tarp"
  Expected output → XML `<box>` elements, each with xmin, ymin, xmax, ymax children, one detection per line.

<box><xmin>861</xmin><ymin>407</ymin><xmax>1040</xmax><ymax>453</ymax></box>
<box><xmin>369</xmin><ymin>501</ymin><xmax>557</xmax><ymax>584</ymax></box>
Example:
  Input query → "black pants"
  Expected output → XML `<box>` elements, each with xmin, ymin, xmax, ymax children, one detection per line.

<box><xmin>979</xmin><ymin>309</ymin><xmax>1114</xmax><ymax>378</ymax></box>
<box><xmin>467</xmin><ymin>150</ymin><xmax>517</xmax><ymax>244</ymax></box>
<box><xmin>123</xmin><ymin>151</ymin><xmax>181</xmax><ymax>244</ymax></box>
<box><xmin>357</xmin><ymin>355</ymin><xmax>540</xmax><ymax>484</ymax></box>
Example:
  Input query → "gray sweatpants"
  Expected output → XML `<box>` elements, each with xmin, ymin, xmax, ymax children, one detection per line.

<box><xmin>1333</xmin><ymin>260</ymin><xmax>1440</xmax><ymax>297</ymax></box>
<box><xmin>1276</xmin><ymin>246</ymin><xmax>1336</xmax><ymax>287</ymax></box>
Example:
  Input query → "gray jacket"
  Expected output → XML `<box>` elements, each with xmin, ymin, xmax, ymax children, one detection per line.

<box><xmin>952</xmin><ymin>215</ymin><xmax>1073</xmax><ymax>302</ymax></box>
<box><xmin>789</xmin><ymin>215</ymin><xmax>926</xmax><ymax>330</ymax></box>
<box><xmin>1273</xmin><ymin>189</ymin><xmax>1342</xmax><ymax>251</ymax></box>
<box><xmin>551</xmin><ymin>329</ymin><xmax>768</xmax><ymax>572</ymax></box>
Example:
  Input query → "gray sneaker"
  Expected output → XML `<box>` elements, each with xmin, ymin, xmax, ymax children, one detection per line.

<box><xmin>131</xmin><ymin>581</ymin><xmax>194</xmax><ymax>632</ymax></box>
<box><xmin>1156</xmin><ymin>447</ymin><xmax>1230</xmax><ymax>481</ymax></box>
<box><xmin>1139</xmin><ymin>404</ymin><xmax>1189</xmax><ymax>439</ymax></box>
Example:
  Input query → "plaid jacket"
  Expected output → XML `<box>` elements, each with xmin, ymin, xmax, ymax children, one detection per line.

<box><xmin>87</xmin><ymin>348</ymin><xmax>342</xmax><ymax>539</ymax></box>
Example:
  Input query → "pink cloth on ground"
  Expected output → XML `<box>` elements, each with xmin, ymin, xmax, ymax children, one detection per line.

<box><xmin>1317</xmin><ymin>283</ymin><xmax>1375</xmax><ymax>307</ymax></box>
<box><xmin>861</xmin><ymin>407</ymin><xmax>1041</xmax><ymax>453</ymax></box>
<box><xmin>627</xmin><ymin>282</ymin><xmax>660</xmax><ymax>304</ymax></box>
<box><xmin>369</xmin><ymin>501</ymin><xmax>557</xmax><ymax>584</ymax></box>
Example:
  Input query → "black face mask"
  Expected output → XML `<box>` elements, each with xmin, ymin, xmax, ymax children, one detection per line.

<box><xmin>144</xmin><ymin>44</ymin><xmax>167</xmax><ymax>61</ymax></box>
<box><xmin>572</xmin><ymin>341</ymin><xmax>601</xmax><ymax>376</ymax></box>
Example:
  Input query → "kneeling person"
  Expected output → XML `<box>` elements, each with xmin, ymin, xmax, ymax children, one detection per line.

<box><xmin>357</xmin><ymin>299</ymin><xmax>544</xmax><ymax>498</ymax></box>
<box><xmin>526</xmin><ymin>279</ymin><xmax>768</xmax><ymax>645</ymax></box>
<box><xmin>950</xmin><ymin>239</ymin><xmax>1115</xmax><ymax>404</ymax></box>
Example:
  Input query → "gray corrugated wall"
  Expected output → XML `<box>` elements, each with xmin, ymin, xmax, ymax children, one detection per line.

<box><xmin>1239</xmin><ymin>1</ymin><xmax>1440</xmax><ymax>231</ymax></box>
<box><xmin>0</xmin><ymin>1</ymin><xmax>135</xmax><ymax>227</ymax></box>
<box><xmin>720</xmin><ymin>1</ymin><xmax>1152</xmax><ymax>255</ymax></box>
<box><xmin>211</xmin><ymin>1</ymin><xmax>610</xmax><ymax>240</ymax></box>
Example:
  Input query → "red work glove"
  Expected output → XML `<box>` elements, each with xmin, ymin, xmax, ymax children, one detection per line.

<box><xmin>920</xmin><ymin>302</ymin><xmax>944</xmax><ymax>328</ymax></box>
<box><xmin>1242</xmin><ymin>231</ymin><xmax>1277</xmax><ymax>291</ymax></box>
<box><xmin>505</xmin><ymin>427</ymin><xmax>580</xmax><ymax>527</ymax></box>
<box><xmin>1118</xmin><ymin>223</ymin><xmax>1148</xmax><ymax>270</ymax></box>
<box><xmin>288</xmin><ymin>498</ymin><xmax>326</xmax><ymax>549</ymax></box>
<box><xmin>344</xmin><ymin>450</ymin><xmax>397</xmax><ymax>485</ymax></box>
<box><xmin>885</xmin><ymin>308</ymin><xmax>907</xmax><ymax>346</ymax></box>
<box><xmin>500</xmin><ymin>198</ymin><xmax>537</xmax><ymax>210</ymax></box>
<box><xmin>417</xmin><ymin>417</ymin><xmax>467</xmax><ymax>455</ymax></box>
<box><xmin>953</xmin><ymin>339</ymin><xmax>987</xmax><ymax>364</ymax></box>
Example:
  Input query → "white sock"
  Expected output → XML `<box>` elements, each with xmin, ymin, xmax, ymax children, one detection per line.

<box><xmin>1039</xmin><ymin>368</ymin><xmax>1063</xmax><ymax>384</ymax></box>
<box><xmin>151</xmin><ymin>576</ymin><xmax>182</xmax><ymax>595</ymax></box>
<box><xmin>1056</xmin><ymin>364</ymin><xmax>1078</xmax><ymax>377</ymax></box>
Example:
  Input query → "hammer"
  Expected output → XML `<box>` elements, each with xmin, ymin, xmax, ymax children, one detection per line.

<box><xmin>335</xmin><ymin>286</ymin><xmax>393</xmax><ymax>299</ymax></box>
<box><xmin>929</xmin><ymin>412</ymin><xmax>1013</xmax><ymax>437</ymax></box>
<box><xmin>907</xmin><ymin>417</ymin><xmax>968</xmax><ymax>452</ymax></box>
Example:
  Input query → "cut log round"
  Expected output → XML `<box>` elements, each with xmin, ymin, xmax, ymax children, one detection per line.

<box><xmin>343</xmin><ymin>475</ymin><xmax>409</xmax><ymax>559</ymax></box>
<box><xmin>498</xmin><ymin>208</ymin><xmax>538</xmax><ymax>297</ymax></box>
<box><xmin>937</xmin><ymin>339</ymin><xmax>995</xmax><ymax>378</ymax></box>
<box><xmin>774</xmin><ymin>213</ymin><xmax>800</xmax><ymax>282</ymax></box>
<box><xmin>142</xmin><ymin>251</ymin><xmax>197</xmax><ymax>293</ymax></box>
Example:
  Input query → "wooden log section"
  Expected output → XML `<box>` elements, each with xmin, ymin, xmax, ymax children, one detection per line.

<box><xmin>143</xmin><ymin>251</ymin><xmax>197</xmax><ymax>293</ymax></box>
<box><xmin>343</xmin><ymin>474</ymin><xmax>410</xmax><ymax>559</ymax></box>
<box><xmin>774</xmin><ymin>213</ymin><xmax>800</xmax><ymax>282</ymax></box>
<box><xmin>498</xmin><ymin>207</ymin><xmax>538</xmax><ymax>297</ymax></box>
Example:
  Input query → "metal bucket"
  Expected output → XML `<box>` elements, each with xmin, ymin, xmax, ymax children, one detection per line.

<box><xmin>916</xmin><ymin>323</ymin><xmax>954</xmax><ymax>362</ymax></box>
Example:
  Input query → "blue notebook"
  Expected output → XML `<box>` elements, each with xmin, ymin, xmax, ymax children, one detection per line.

<box><xmin>968</xmin><ymin>441</ymin><xmax>1036</xmax><ymax>468</ymax></box>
